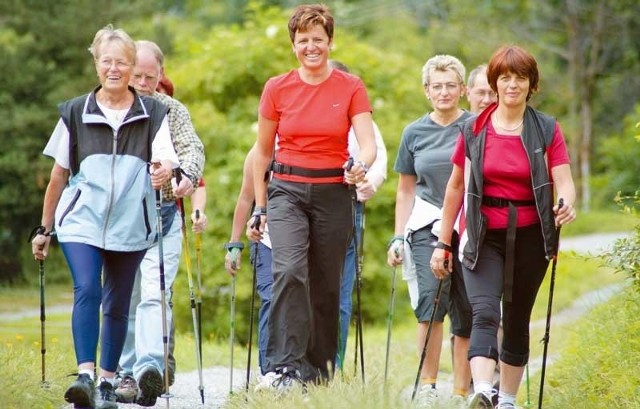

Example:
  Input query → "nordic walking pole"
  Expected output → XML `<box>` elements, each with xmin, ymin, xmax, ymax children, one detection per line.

<box><xmin>384</xmin><ymin>264</ymin><xmax>397</xmax><ymax>386</ymax></box>
<box><xmin>538</xmin><ymin>198</ymin><xmax>564</xmax><ymax>409</ymax></box>
<box><xmin>346</xmin><ymin>158</ymin><xmax>365</xmax><ymax>383</ymax></box>
<box><xmin>194</xmin><ymin>209</ymin><xmax>204</xmax><ymax>378</ymax></box>
<box><xmin>229</xmin><ymin>273</ymin><xmax>236</xmax><ymax>395</ymax></box>
<box><xmin>153</xmin><ymin>166</ymin><xmax>172</xmax><ymax>409</ymax></box>
<box><xmin>245</xmin><ymin>214</ymin><xmax>260</xmax><ymax>392</ymax></box>
<box><xmin>28</xmin><ymin>226</ymin><xmax>53</xmax><ymax>387</ymax></box>
<box><xmin>411</xmin><ymin>279</ymin><xmax>444</xmax><ymax>401</ymax></box>
<box><xmin>175</xmin><ymin>172</ymin><xmax>205</xmax><ymax>403</ymax></box>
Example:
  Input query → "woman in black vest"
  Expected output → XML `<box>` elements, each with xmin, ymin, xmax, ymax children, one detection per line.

<box><xmin>431</xmin><ymin>45</ymin><xmax>576</xmax><ymax>409</ymax></box>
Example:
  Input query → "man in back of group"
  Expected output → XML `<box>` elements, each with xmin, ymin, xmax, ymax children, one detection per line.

<box><xmin>466</xmin><ymin>64</ymin><xmax>497</xmax><ymax>114</ymax></box>
<box><xmin>115</xmin><ymin>40</ymin><xmax>205</xmax><ymax>406</ymax></box>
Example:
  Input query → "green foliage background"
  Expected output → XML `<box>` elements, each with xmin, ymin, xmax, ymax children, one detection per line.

<box><xmin>2</xmin><ymin>0</ymin><xmax>639</xmax><ymax>341</ymax></box>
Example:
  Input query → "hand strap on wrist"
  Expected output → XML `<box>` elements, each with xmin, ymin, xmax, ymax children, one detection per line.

<box><xmin>224</xmin><ymin>241</ymin><xmax>245</xmax><ymax>251</ymax></box>
<box><xmin>387</xmin><ymin>234</ymin><xmax>404</xmax><ymax>250</ymax></box>
<box><xmin>435</xmin><ymin>241</ymin><xmax>452</xmax><ymax>252</ymax></box>
<box><xmin>252</xmin><ymin>206</ymin><xmax>267</xmax><ymax>217</ymax></box>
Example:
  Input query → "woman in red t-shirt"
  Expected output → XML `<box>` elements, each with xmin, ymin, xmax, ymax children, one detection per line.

<box><xmin>248</xmin><ymin>4</ymin><xmax>376</xmax><ymax>390</ymax></box>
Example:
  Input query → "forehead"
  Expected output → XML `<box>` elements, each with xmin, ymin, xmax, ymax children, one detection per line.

<box><xmin>294</xmin><ymin>24</ymin><xmax>329</xmax><ymax>39</ymax></box>
<box><xmin>471</xmin><ymin>74</ymin><xmax>491</xmax><ymax>88</ymax></box>
<box><xmin>429</xmin><ymin>69</ymin><xmax>459</xmax><ymax>83</ymax></box>
<box><xmin>134</xmin><ymin>50</ymin><xmax>160</xmax><ymax>73</ymax></box>
<box><xmin>97</xmin><ymin>40</ymin><xmax>130</xmax><ymax>58</ymax></box>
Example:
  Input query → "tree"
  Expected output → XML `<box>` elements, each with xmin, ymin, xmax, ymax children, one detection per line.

<box><xmin>0</xmin><ymin>0</ymin><xmax>160</xmax><ymax>282</ymax></box>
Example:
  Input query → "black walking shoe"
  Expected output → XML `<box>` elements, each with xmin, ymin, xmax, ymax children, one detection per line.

<box><xmin>136</xmin><ymin>366</ymin><xmax>163</xmax><ymax>407</ymax></box>
<box><xmin>94</xmin><ymin>378</ymin><xmax>117</xmax><ymax>409</ymax></box>
<box><xmin>114</xmin><ymin>374</ymin><xmax>138</xmax><ymax>403</ymax></box>
<box><xmin>64</xmin><ymin>373</ymin><xmax>95</xmax><ymax>408</ymax></box>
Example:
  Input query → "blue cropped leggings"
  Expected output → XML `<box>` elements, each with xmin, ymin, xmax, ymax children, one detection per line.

<box><xmin>61</xmin><ymin>242</ymin><xmax>146</xmax><ymax>372</ymax></box>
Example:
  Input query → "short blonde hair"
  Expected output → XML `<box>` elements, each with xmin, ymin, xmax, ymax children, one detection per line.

<box><xmin>88</xmin><ymin>24</ymin><xmax>136</xmax><ymax>65</ymax></box>
<box><xmin>421</xmin><ymin>54</ymin><xmax>466</xmax><ymax>86</ymax></box>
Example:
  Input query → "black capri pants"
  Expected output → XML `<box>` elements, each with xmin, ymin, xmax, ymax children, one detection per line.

<box><xmin>463</xmin><ymin>223</ymin><xmax>549</xmax><ymax>366</ymax></box>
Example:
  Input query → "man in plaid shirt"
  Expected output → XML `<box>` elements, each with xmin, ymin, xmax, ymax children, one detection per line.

<box><xmin>115</xmin><ymin>40</ymin><xmax>205</xmax><ymax>406</ymax></box>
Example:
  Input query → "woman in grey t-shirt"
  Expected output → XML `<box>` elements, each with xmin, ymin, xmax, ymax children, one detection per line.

<box><xmin>387</xmin><ymin>54</ymin><xmax>473</xmax><ymax>408</ymax></box>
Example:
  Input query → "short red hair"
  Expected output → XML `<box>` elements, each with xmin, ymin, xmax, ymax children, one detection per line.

<box><xmin>487</xmin><ymin>45</ymin><xmax>539</xmax><ymax>101</ymax></box>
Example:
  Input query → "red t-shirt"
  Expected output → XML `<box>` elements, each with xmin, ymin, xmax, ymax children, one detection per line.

<box><xmin>452</xmin><ymin>121</ymin><xmax>570</xmax><ymax>229</ymax></box>
<box><xmin>259</xmin><ymin>69</ymin><xmax>372</xmax><ymax>183</ymax></box>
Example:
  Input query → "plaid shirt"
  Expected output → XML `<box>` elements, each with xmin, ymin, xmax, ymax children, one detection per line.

<box><xmin>152</xmin><ymin>92</ymin><xmax>205</xmax><ymax>202</ymax></box>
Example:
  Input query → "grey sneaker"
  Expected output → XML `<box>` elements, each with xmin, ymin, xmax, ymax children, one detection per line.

<box><xmin>495</xmin><ymin>402</ymin><xmax>516</xmax><ymax>409</ymax></box>
<box><xmin>415</xmin><ymin>385</ymin><xmax>438</xmax><ymax>408</ymax></box>
<box><xmin>467</xmin><ymin>391</ymin><xmax>495</xmax><ymax>409</ymax></box>
<box><xmin>114</xmin><ymin>374</ymin><xmax>138</xmax><ymax>403</ymax></box>
<box><xmin>449</xmin><ymin>394</ymin><xmax>467</xmax><ymax>409</ymax></box>
<box><xmin>136</xmin><ymin>366</ymin><xmax>163</xmax><ymax>407</ymax></box>
<box><xmin>273</xmin><ymin>367</ymin><xmax>306</xmax><ymax>394</ymax></box>
<box><xmin>64</xmin><ymin>373</ymin><xmax>95</xmax><ymax>408</ymax></box>
<box><xmin>94</xmin><ymin>378</ymin><xmax>117</xmax><ymax>409</ymax></box>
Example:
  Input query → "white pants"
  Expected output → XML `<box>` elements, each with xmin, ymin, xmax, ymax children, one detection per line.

<box><xmin>118</xmin><ymin>209</ymin><xmax>182</xmax><ymax>379</ymax></box>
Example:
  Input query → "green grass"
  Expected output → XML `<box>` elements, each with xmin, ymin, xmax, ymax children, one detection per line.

<box><xmin>539</xmin><ymin>287</ymin><xmax>640</xmax><ymax>408</ymax></box>
<box><xmin>0</xmin><ymin>248</ymin><xmax>621</xmax><ymax>408</ymax></box>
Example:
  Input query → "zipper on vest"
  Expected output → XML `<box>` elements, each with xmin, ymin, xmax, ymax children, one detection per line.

<box><xmin>102</xmin><ymin>128</ymin><xmax>118</xmax><ymax>247</ymax></box>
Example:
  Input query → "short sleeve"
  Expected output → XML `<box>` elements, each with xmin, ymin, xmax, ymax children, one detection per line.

<box><xmin>259</xmin><ymin>79</ymin><xmax>278</xmax><ymax>121</ymax></box>
<box><xmin>43</xmin><ymin>119</ymin><xmax>70</xmax><ymax>169</ymax></box>
<box><xmin>151</xmin><ymin>117</ymin><xmax>179</xmax><ymax>167</ymax></box>
<box><xmin>451</xmin><ymin>133</ymin><xmax>465</xmax><ymax>167</ymax></box>
<box><xmin>548</xmin><ymin>122</ymin><xmax>570</xmax><ymax>168</ymax></box>
<box><xmin>393</xmin><ymin>127</ymin><xmax>416</xmax><ymax>175</ymax></box>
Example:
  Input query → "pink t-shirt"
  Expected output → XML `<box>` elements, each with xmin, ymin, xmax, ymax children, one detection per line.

<box><xmin>260</xmin><ymin>69</ymin><xmax>371</xmax><ymax>184</ymax></box>
<box><xmin>452</xmin><ymin>121</ymin><xmax>570</xmax><ymax>229</ymax></box>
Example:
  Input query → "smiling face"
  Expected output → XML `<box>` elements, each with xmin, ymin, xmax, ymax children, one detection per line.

<box><xmin>94</xmin><ymin>40</ymin><xmax>134</xmax><ymax>94</ymax></box>
<box><xmin>292</xmin><ymin>24</ymin><xmax>332</xmax><ymax>71</ymax></box>
<box><xmin>496</xmin><ymin>71</ymin><xmax>530</xmax><ymax>108</ymax></box>
<box><xmin>425</xmin><ymin>69</ymin><xmax>464</xmax><ymax>114</ymax></box>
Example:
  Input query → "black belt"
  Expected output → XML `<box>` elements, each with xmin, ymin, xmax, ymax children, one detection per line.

<box><xmin>482</xmin><ymin>196</ymin><xmax>535</xmax><ymax>303</ymax></box>
<box><xmin>270</xmin><ymin>161</ymin><xmax>344</xmax><ymax>178</ymax></box>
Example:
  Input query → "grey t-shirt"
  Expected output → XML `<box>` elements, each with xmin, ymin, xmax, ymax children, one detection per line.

<box><xmin>394</xmin><ymin>111</ymin><xmax>473</xmax><ymax>207</ymax></box>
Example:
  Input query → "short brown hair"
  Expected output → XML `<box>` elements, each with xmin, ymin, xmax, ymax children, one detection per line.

<box><xmin>288</xmin><ymin>4</ymin><xmax>334</xmax><ymax>43</ymax></box>
<box><xmin>487</xmin><ymin>45</ymin><xmax>539</xmax><ymax>101</ymax></box>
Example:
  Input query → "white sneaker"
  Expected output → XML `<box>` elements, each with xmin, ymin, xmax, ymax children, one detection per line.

<box><xmin>467</xmin><ymin>390</ymin><xmax>496</xmax><ymax>409</ymax></box>
<box><xmin>254</xmin><ymin>371</ymin><xmax>280</xmax><ymax>391</ymax></box>
<box><xmin>415</xmin><ymin>385</ymin><xmax>438</xmax><ymax>408</ymax></box>
<box><xmin>496</xmin><ymin>402</ymin><xmax>516</xmax><ymax>409</ymax></box>
<box><xmin>449</xmin><ymin>394</ymin><xmax>467</xmax><ymax>409</ymax></box>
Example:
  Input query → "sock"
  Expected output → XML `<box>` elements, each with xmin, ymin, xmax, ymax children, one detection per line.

<box><xmin>453</xmin><ymin>387</ymin><xmax>468</xmax><ymax>397</ymax></box>
<box><xmin>79</xmin><ymin>369</ymin><xmax>94</xmax><ymax>381</ymax></box>
<box><xmin>420</xmin><ymin>377</ymin><xmax>436</xmax><ymax>389</ymax></box>
<box><xmin>473</xmin><ymin>380</ymin><xmax>493</xmax><ymax>397</ymax></box>
<box><xmin>498</xmin><ymin>390</ymin><xmax>516</xmax><ymax>405</ymax></box>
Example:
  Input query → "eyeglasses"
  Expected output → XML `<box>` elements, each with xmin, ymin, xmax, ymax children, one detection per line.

<box><xmin>97</xmin><ymin>58</ymin><xmax>132</xmax><ymax>70</ymax></box>
<box><xmin>427</xmin><ymin>82</ymin><xmax>461</xmax><ymax>93</ymax></box>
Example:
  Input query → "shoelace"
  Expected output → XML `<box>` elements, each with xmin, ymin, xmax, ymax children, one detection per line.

<box><xmin>119</xmin><ymin>376</ymin><xmax>137</xmax><ymax>388</ymax></box>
